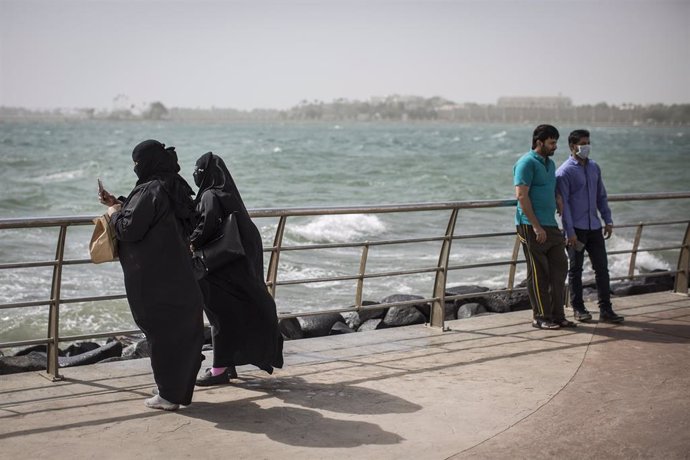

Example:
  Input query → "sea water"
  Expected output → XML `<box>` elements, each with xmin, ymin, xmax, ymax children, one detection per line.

<box><xmin>1</xmin><ymin>121</ymin><xmax>689</xmax><ymax>343</ymax></box>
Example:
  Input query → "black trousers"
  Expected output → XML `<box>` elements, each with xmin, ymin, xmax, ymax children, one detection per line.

<box><xmin>517</xmin><ymin>225</ymin><xmax>568</xmax><ymax>321</ymax></box>
<box><xmin>567</xmin><ymin>228</ymin><xmax>612</xmax><ymax>311</ymax></box>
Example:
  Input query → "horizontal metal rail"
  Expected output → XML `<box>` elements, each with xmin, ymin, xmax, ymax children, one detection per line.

<box><xmin>1</xmin><ymin>191</ymin><xmax>689</xmax><ymax>380</ymax></box>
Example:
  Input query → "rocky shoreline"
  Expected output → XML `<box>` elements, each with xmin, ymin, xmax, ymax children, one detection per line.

<box><xmin>0</xmin><ymin>271</ymin><xmax>676</xmax><ymax>375</ymax></box>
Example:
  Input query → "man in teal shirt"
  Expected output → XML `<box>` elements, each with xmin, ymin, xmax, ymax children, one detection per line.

<box><xmin>514</xmin><ymin>124</ymin><xmax>572</xmax><ymax>329</ymax></box>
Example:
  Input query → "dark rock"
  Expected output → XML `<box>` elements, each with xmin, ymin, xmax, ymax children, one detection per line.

<box><xmin>330</xmin><ymin>321</ymin><xmax>355</xmax><ymax>335</ymax></box>
<box><xmin>611</xmin><ymin>280</ymin><xmax>668</xmax><ymax>297</ymax></box>
<box><xmin>122</xmin><ymin>339</ymin><xmax>150</xmax><ymax>359</ymax></box>
<box><xmin>582</xmin><ymin>286</ymin><xmax>599</xmax><ymax>302</ymax></box>
<box><xmin>279</xmin><ymin>317</ymin><xmax>304</xmax><ymax>340</ymax></box>
<box><xmin>13</xmin><ymin>344</ymin><xmax>56</xmax><ymax>356</ymax></box>
<box><xmin>357</xmin><ymin>301</ymin><xmax>385</xmax><ymax>322</ymax></box>
<box><xmin>444</xmin><ymin>301</ymin><xmax>458</xmax><ymax>320</ymax></box>
<box><xmin>417</xmin><ymin>301</ymin><xmax>457</xmax><ymax>321</ymax></box>
<box><xmin>0</xmin><ymin>351</ymin><xmax>47</xmax><ymax>375</ymax></box>
<box><xmin>457</xmin><ymin>302</ymin><xmax>487</xmax><ymax>319</ymax></box>
<box><xmin>297</xmin><ymin>313</ymin><xmax>345</xmax><ymax>338</ymax></box>
<box><xmin>381</xmin><ymin>294</ymin><xmax>431</xmax><ymax>327</ymax></box>
<box><xmin>357</xmin><ymin>318</ymin><xmax>383</xmax><ymax>332</ymax></box>
<box><xmin>64</xmin><ymin>341</ymin><xmax>100</xmax><ymax>357</ymax></box>
<box><xmin>341</xmin><ymin>312</ymin><xmax>361</xmax><ymax>330</ymax></box>
<box><xmin>58</xmin><ymin>340</ymin><xmax>123</xmax><ymax>367</ymax></box>
<box><xmin>445</xmin><ymin>285</ymin><xmax>492</xmax><ymax>316</ymax></box>
<box><xmin>97</xmin><ymin>357</ymin><xmax>125</xmax><ymax>363</ymax></box>
<box><xmin>642</xmin><ymin>270</ymin><xmax>675</xmax><ymax>290</ymax></box>
<box><xmin>445</xmin><ymin>285</ymin><xmax>490</xmax><ymax>302</ymax></box>
<box><xmin>381</xmin><ymin>306</ymin><xmax>426</xmax><ymax>328</ymax></box>
<box><xmin>341</xmin><ymin>301</ymin><xmax>383</xmax><ymax>330</ymax></box>
<box><xmin>483</xmin><ymin>289</ymin><xmax>531</xmax><ymax>313</ymax></box>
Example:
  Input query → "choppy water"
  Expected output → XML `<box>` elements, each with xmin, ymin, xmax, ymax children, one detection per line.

<box><xmin>1</xmin><ymin>120</ymin><xmax>689</xmax><ymax>343</ymax></box>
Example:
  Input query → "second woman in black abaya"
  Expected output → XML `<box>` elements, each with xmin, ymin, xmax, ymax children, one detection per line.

<box><xmin>191</xmin><ymin>152</ymin><xmax>283</xmax><ymax>385</ymax></box>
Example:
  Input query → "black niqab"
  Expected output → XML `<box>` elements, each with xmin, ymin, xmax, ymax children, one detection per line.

<box><xmin>193</xmin><ymin>152</ymin><xmax>249</xmax><ymax>216</ymax></box>
<box><xmin>132</xmin><ymin>139</ymin><xmax>197</xmax><ymax>236</ymax></box>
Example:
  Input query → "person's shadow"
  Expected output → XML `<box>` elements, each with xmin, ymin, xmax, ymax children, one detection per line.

<box><xmin>230</xmin><ymin>375</ymin><xmax>423</xmax><ymax>415</ymax></box>
<box><xmin>592</xmin><ymin>318</ymin><xmax>690</xmax><ymax>344</ymax></box>
<box><xmin>182</xmin><ymin>400</ymin><xmax>404</xmax><ymax>448</ymax></box>
<box><xmin>180</xmin><ymin>376</ymin><xmax>417</xmax><ymax>447</ymax></box>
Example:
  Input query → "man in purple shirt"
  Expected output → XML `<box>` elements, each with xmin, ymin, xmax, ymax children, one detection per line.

<box><xmin>556</xmin><ymin>129</ymin><xmax>624</xmax><ymax>323</ymax></box>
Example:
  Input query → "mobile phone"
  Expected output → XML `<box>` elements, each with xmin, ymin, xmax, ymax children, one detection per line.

<box><xmin>97</xmin><ymin>178</ymin><xmax>105</xmax><ymax>195</ymax></box>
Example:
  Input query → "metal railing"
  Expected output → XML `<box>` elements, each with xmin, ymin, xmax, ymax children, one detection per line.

<box><xmin>1</xmin><ymin>191</ymin><xmax>689</xmax><ymax>380</ymax></box>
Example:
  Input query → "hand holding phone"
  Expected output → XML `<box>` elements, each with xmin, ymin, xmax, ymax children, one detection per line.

<box><xmin>97</xmin><ymin>178</ymin><xmax>118</xmax><ymax>206</ymax></box>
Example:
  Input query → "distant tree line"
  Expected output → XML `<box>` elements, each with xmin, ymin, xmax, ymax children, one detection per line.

<box><xmin>2</xmin><ymin>97</ymin><xmax>689</xmax><ymax>125</ymax></box>
<box><xmin>282</xmin><ymin>97</ymin><xmax>690</xmax><ymax>125</ymax></box>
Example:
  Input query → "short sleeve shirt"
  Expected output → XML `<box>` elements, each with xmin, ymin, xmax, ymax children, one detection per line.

<box><xmin>513</xmin><ymin>150</ymin><xmax>558</xmax><ymax>227</ymax></box>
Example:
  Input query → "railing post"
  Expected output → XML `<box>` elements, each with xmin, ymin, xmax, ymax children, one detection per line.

<box><xmin>430</xmin><ymin>208</ymin><xmax>459</xmax><ymax>329</ymax></box>
<box><xmin>46</xmin><ymin>225</ymin><xmax>67</xmax><ymax>381</ymax></box>
<box><xmin>628</xmin><ymin>223</ymin><xmax>644</xmax><ymax>278</ymax></box>
<box><xmin>355</xmin><ymin>243</ymin><xmax>369</xmax><ymax>308</ymax></box>
<box><xmin>675</xmin><ymin>222</ymin><xmax>690</xmax><ymax>294</ymax></box>
<box><xmin>266</xmin><ymin>216</ymin><xmax>287</xmax><ymax>298</ymax></box>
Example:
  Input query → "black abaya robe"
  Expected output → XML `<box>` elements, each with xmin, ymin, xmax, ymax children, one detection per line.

<box><xmin>191</xmin><ymin>188</ymin><xmax>284</xmax><ymax>371</ymax></box>
<box><xmin>112</xmin><ymin>180</ymin><xmax>204</xmax><ymax>405</ymax></box>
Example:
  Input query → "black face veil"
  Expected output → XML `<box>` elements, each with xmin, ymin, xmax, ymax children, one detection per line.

<box><xmin>131</xmin><ymin>139</ymin><xmax>197</xmax><ymax>235</ymax></box>
<box><xmin>193</xmin><ymin>152</ymin><xmax>248</xmax><ymax>215</ymax></box>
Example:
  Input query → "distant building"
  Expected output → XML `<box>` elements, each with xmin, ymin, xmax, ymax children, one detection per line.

<box><xmin>497</xmin><ymin>96</ymin><xmax>572</xmax><ymax>109</ymax></box>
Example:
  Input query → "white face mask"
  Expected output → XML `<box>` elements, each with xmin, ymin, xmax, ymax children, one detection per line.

<box><xmin>576</xmin><ymin>145</ymin><xmax>590</xmax><ymax>159</ymax></box>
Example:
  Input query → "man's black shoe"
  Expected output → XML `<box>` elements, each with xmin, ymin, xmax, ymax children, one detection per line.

<box><xmin>599</xmin><ymin>309</ymin><xmax>624</xmax><ymax>323</ymax></box>
<box><xmin>195</xmin><ymin>367</ymin><xmax>238</xmax><ymax>386</ymax></box>
<box><xmin>573</xmin><ymin>307</ymin><xmax>592</xmax><ymax>322</ymax></box>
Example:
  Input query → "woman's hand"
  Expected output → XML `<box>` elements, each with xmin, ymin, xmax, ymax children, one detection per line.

<box><xmin>99</xmin><ymin>189</ymin><xmax>120</xmax><ymax>207</ymax></box>
<box><xmin>107</xmin><ymin>204</ymin><xmax>121</xmax><ymax>217</ymax></box>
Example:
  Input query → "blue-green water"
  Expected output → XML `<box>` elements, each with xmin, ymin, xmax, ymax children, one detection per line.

<box><xmin>1</xmin><ymin>121</ymin><xmax>689</xmax><ymax>343</ymax></box>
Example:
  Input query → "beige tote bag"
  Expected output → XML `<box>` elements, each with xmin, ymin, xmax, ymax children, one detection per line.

<box><xmin>89</xmin><ymin>214</ymin><xmax>118</xmax><ymax>263</ymax></box>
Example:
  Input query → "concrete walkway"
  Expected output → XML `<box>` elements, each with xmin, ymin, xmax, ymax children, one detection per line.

<box><xmin>1</xmin><ymin>291</ymin><xmax>689</xmax><ymax>459</ymax></box>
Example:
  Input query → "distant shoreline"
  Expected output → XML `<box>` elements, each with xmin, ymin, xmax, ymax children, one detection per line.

<box><xmin>2</xmin><ymin>96</ymin><xmax>689</xmax><ymax>125</ymax></box>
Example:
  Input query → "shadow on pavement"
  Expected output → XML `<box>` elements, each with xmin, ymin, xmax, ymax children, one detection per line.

<box><xmin>181</xmin><ymin>400</ymin><xmax>405</xmax><ymax>448</ymax></box>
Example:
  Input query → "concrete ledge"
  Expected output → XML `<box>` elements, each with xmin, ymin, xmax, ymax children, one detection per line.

<box><xmin>1</xmin><ymin>292</ymin><xmax>689</xmax><ymax>459</ymax></box>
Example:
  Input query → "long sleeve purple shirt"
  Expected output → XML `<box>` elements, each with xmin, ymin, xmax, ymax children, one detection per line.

<box><xmin>556</xmin><ymin>156</ymin><xmax>613</xmax><ymax>238</ymax></box>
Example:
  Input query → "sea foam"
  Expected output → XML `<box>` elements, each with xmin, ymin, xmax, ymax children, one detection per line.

<box><xmin>290</xmin><ymin>214</ymin><xmax>386</xmax><ymax>242</ymax></box>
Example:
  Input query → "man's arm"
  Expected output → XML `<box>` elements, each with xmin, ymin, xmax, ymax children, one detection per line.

<box><xmin>556</xmin><ymin>173</ymin><xmax>577</xmax><ymax>246</ymax></box>
<box><xmin>595</xmin><ymin>163</ymin><xmax>613</xmax><ymax>239</ymax></box>
<box><xmin>515</xmin><ymin>185</ymin><xmax>546</xmax><ymax>243</ymax></box>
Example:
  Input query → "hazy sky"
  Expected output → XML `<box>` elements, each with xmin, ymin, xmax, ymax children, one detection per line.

<box><xmin>1</xmin><ymin>0</ymin><xmax>688</xmax><ymax>110</ymax></box>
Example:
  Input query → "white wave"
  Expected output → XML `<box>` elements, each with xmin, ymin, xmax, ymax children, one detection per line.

<box><xmin>290</xmin><ymin>214</ymin><xmax>386</xmax><ymax>242</ymax></box>
<box><xmin>32</xmin><ymin>169</ymin><xmax>86</xmax><ymax>183</ymax></box>
<box><xmin>273</xmin><ymin>147</ymin><xmax>282</xmax><ymax>153</ymax></box>
<box><xmin>582</xmin><ymin>235</ymin><xmax>671</xmax><ymax>278</ymax></box>
<box><xmin>278</xmin><ymin>264</ymin><xmax>345</xmax><ymax>289</ymax></box>
<box><xmin>491</xmin><ymin>130</ymin><xmax>507</xmax><ymax>139</ymax></box>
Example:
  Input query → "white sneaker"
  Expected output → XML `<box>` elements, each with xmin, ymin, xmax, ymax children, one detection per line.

<box><xmin>144</xmin><ymin>394</ymin><xmax>179</xmax><ymax>411</ymax></box>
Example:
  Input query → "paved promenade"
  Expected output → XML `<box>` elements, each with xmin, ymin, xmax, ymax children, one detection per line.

<box><xmin>1</xmin><ymin>291</ymin><xmax>689</xmax><ymax>459</ymax></box>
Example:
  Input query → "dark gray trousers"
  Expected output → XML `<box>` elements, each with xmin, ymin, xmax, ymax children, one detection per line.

<box><xmin>517</xmin><ymin>225</ymin><xmax>568</xmax><ymax>321</ymax></box>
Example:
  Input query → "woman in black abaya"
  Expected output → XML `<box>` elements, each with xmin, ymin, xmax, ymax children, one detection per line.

<box><xmin>100</xmin><ymin>140</ymin><xmax>204</xmax><ymax>410</ymax></box>
<box><xmin>190</xmin><ymin>152</ymin><xmax>283</xmax><ymax>385</ymax></box>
